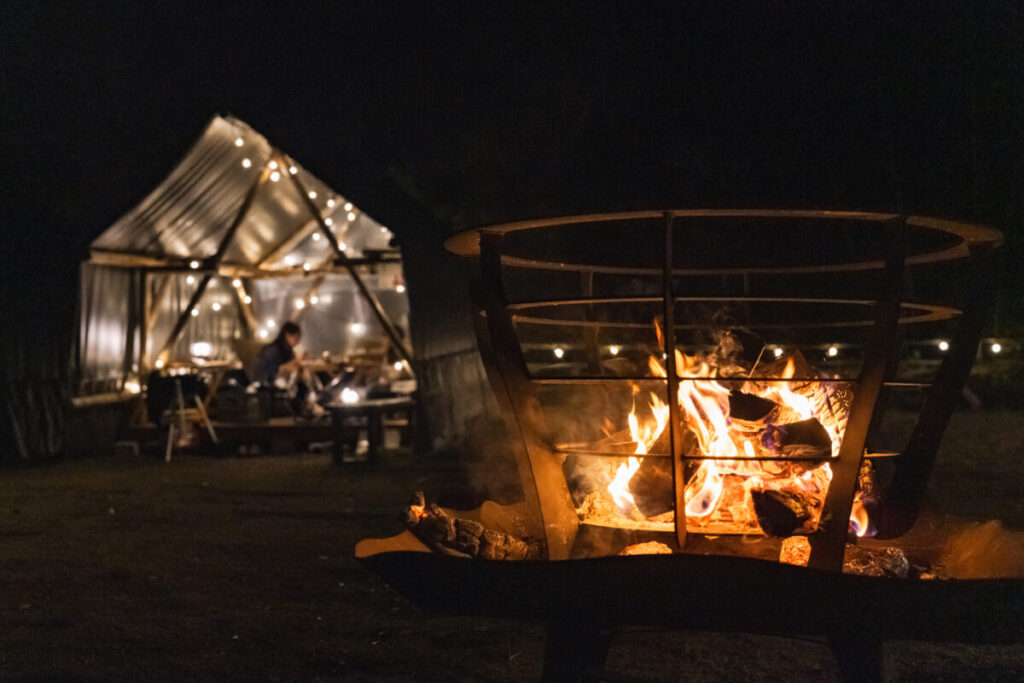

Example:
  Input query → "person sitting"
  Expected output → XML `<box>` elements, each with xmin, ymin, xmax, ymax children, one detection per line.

<box><xmin>255</xmin><ymin>322</ymin><xmax>321</xmax><ymax>417</ymax></box>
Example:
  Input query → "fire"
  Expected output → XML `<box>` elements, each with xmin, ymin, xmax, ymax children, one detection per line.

<box><xmin>849</xmin><ymin>498</ymin><xmax>870</xmax><ymax>537</ymax></box>
<box><xmin>600</xmin><ymin>322</ymin><xmax>855</xmax><ymax>536</ymax></box>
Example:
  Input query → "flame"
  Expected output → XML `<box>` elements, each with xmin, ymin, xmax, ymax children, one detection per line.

<box><xmin>600</xmin><ymin>331</ymin><xmax>848</xmax><ymax>535</ymax></box>
<box><xmin>849</xmin><ymin>498</ymin><xmax>870</xmax><ymax>537</ymax></box>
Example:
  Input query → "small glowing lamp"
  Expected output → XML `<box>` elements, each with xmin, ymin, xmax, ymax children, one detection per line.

<box><xmin>234</xmin><ymin>137</ymin><xmax>244</xmax><ymax>147</ymax></box>
<box><xmin>327</xmin><ymin>198</ymin><xmax>335</xmax><ymax>208</ymax></box>
<box><xmin>190</xmin><ymin>341</ymin><xmax>212</xmax><ymax>357</ymax></box>
<box><xmin>289</xmin><ymin>166</ymin><xmax>297</xmax><ymax>175</ymax></box>
<box><xmin>232</xmin><ymin>278</ymin><xmax>242</xmax><ymax>288</ymax></box>
<box><xmin>308</xmin><ymin>190</ymin><xmax>317</xmax><ymax>199</ymax></box>
<box><xmin>268</xmin><ymin>160</ymin><xmax>278</xmax><ymax>170</ymax></box>
<box><xmin>241</xmin><ymin>158</ymin><xmax>252</xmax><ymax>168</ymax></box>
<box><xmin>609</xmin><ymin>345</ymin><xmax>620</xmax><ymax>356</ymax></box>
<box><xmin>295</xmin><ymin>298</ymin><xmax>305</xmax><ymax>310</ymax></box>
<box><xmin>266</xmin><ymin>320</ymin><xmax>277</xmax><ymax>329</ymax></box>
<box><xmin>991</xmin><ymin>342</ymin><xmax>1002</xmax><ymax>354</ymax></box>
<box><xmin>553</xmin><ymin>347</ymin><xmax>565</xmax><ymax>359</ymax></box>
<box><xmin>938</xmin><ymin>340</ymin><xmax>950</xmax><ymax>352</ymax></box>
<box><xmin>343</xmin><ymin>202</ymin><xmax>353</xmax><ymax>211</ymax></box>
<box><xmin>312</xmin><ymin>232</ymin><xmax>321</xmax><ymax>241</ymax></box>
<box><xmin>396</xmin><ymin>283</ymin><xmax>406</xmax><ymax>293</ymax></box>
<box><xmin>347</xmin><ymin>211</ymin><xmax>357</xmax><ymax>222</ymax></box>
<box><xmin>190</xmin><ymin>308</ymin><xmax>199</xmax><ymax>317</ymax></box>
<box><xmin>393</xmin><ymin>361</ymin><xmax>403</xmax><ymax>372</ymax></box>
<box><xmin>827</xmin><ymin>346</ymin><xmax>838</xmax><ymax>357</ymax></box>
<box><xmin>189</xmin><ymin>260</ymin><xmax>200</xmax><ymax>270</ymax></box>
<box><xmin>340</xmin><ymin>387</ymin><xmax>360</xmax><ymax>405</ymax></box>
<box><xmin>339</xmin><ymin>242</ymin><xmax>347</xmax><ymax>251</ymax></box>
<box><xmin>186</xmin><ymin>275</ymin><xmax>196</xmax><ymax>285</ymax></box>
<box><xmin>349</xmin><ymin>322</ymin><xmax>367</xmax><ymax>336</ymax></box>
<box><xmin>309</xmin><ymin>295</ymin><xmax>319</xmax><ymax>305</ymax></box>
<box><xmin>154</xmin><ymin>358</ymin><xmax>166</xmax><ymax>369</ymax></box>
<box><xmin>243</xmin><ymin>295</ymin><xmax>252</xmax><ymax>304</ymax></box>
<box><xmin>773</xmin><ymin>347</ymin><xmax>784</xmax><ymax>358</ymax></box>
<box><xmin>302</xmin><ymin>262</ymin><xmax>311</xmax><ymax>272</ymax></box>
<box><xmin>211</xmin><ymin>302</ymin><xmax>222</xmax><ymax>312</ymax></box>
<box><xmin>324</xmin><ymin>217</ymin><xmax>333</xmax><ymax>226</ymax></box>
<box><xmin>258</xmin><ymin>328</ymin><xmax>269</xmax><ymax>339</ymax></box>
<box><xmin>270</xmin><ymin>171</ymin><xmax>281</xmax><ymax>182</ymax></box>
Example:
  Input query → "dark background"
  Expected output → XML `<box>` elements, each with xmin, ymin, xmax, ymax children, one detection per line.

<box><xmin>2</xmin><ymin>2</ymin><xmax>1022</xmax><ymax>459</ymax></box>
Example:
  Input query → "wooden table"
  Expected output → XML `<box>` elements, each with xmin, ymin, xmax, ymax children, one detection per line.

<box><xmin>327</xmin><ymin>396</ymin><xmax>415</xmax><ymax>464</ymax></box>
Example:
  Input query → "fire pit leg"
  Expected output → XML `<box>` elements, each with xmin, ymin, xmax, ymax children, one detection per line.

<box><xmin>541</xmin><ymin>621</ymin><xmax>612</xmax><ymax>683</ymax></box>
<box><xmin>828</xmin><ymin>630</ymin><xmax>883</xmax><ymax>683</ymax></box>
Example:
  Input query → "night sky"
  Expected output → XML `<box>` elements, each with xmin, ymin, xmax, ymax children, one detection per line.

<box><xmin>2</xmin><ymin>2</ymin><xmax>1022</xmax><ymax>382</ymax></box>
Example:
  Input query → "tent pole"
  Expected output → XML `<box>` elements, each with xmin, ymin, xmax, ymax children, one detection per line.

<box><xmin>281</xmin><ymin>153</ymin><xmax>414</xmax><ymax>368</ymax></box>
<box><xmin>139</xmin><ymin>270</ymin><xmax>150</xmax><ymax>373</ymax></box>
<box><xmin>155</xmin><ymin>163</ymin><xmax>271</xmax><ymax>361</ymax></box>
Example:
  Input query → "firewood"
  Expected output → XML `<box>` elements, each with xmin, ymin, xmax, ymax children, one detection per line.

<box><xmin>751</xmin><ymin>488</ymin><xmax>816</xmax><ymax>536</ymax></box>
<box><xmin>402</xmin><ymin>492</ymin><xmax>540</xmax><ymax>560</ymax></box>
<box><xmin>843</xmin><ymin>545</ymin><xmax>910</xmax><ymax>578</ymax></box>
<box><xmin>618</xmin><ymin>541</ymin><xmax>673</xmax><ymax>555</ymax></box>
<box><xmin>628</xmin><ymin>458</ymin><xmax>674</xmax><ymax>517</ymax></box>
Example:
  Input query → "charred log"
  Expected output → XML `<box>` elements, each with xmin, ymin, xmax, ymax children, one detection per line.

<box><xmin>627</xmin><ymin>459</ymin><xmax>674</xmax><ymax>517</ymax></box>
<box><xmin>403</xmin><ymin>492</ymin><xmax>540</xmax><ymax>560</ymax></box>
<box><xmin>843</xmin><ymin>545</ymin><xmax>910</xmax><ymax>578</ymax></box>
<box><xmin>751</xmin><ymin>488</ymin><xmax>817</xmax><ymax>536</ymax></box>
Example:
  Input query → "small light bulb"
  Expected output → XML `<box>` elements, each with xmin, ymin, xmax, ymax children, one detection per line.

<box><xmin>393</xmin><ymin>361</ymin><xmax>403</xmax><ymax>371</ymax></box>
<box><xmin>553</xmin><ymin>347</ymin><xmax>565</xmax><ymax>359</ymax></box>
<box><xmin>295</xmin><ymin>299</ymin><xmax>305</xmax><ymax>309</ymax></box>
<box><xmin>242</xmin><ymin>158</ymin><xmax>252</xmax><ymax>168</ymax></box>
<box><xmin>266</xmin><ymin>320</ymin><xmax>276</xmax><ymax>329</ymax></box>
<box><xmin>327</xmin><ymin>198</ymin><xmax>335</xmax><ymax>208</ymax></box>
<box><xmin>234</xmin><ymin>137</ymin><xmax>244</xmax><ymax>147</ymax></box>
<box><xmin>243</xmin><ymin>295</ymin><xmax>252</xmax><ymax>304</ymax></box>
<box><xmin>938</xmin><ymin>340</ymin><xmax>949</xmax><ymax>352</ymax></box>
<box><xmin>268</xmin><ymin>160</ymin><xmax>278</xmax><ymax>170</ymax></box>
<box><xmin>189</xmin><ymin>260</ymin><xmax>200</xmax><ymax>269</ymax></box>
<box><xmin>827</xmin><ymin>346</ymin><xmax>838</xmax><ymax>357</ymax></box>
<box><xmin>186</xmin><ymin>275</ymin><xmax>196</xmax><ymax>285</ymax></box>
<box><xmin>232</xmin><ymin>278</ymin><xmax>242</xmax><ymax>288</ymax></box>
<box><xmin>347</xmin><ymin>211</ymin><xmax>357</xmax><ymax>222</ymax></box>
<box><xmin>324</xmin><ymin>217</ymin><xmax>333</xmax><ymax>226</ymax></box>
<box><xmin>343</xmin><ymin>202</ymin><xmax>353</xmax><ymax>212</ymax></box>
<box><xmin>270</xmin><ymin>171</ymin><xmax>280</xmax><ymax>182</ymax></box>
<box><xmin>339</xmin><ymin>242</ymin><xmax>347</xmax><ymax>251</ymax></box>
<box><xmin>349</xmin><ymin>322</ymin><xmax>367</xmax><ymax>336</ymax></box>
<box><xmin>609</xmin><ymin>345</ymin><xmax>620</xmax><ymax>356</ymax></box>
<box><xmin>380</xmin><ymin>227</ymin><xmax>389</xmax><ymax>234</ymax></box>
<box><xmin>211</xmin><ymin>302</ymin><xmax>221</xmax><ymax>312</ymax></box>
<box><xmin>308</xmin><ymin>191</ymin><xmax>317</xmax><ymax>199</ymax></box>
<box><xmin>155</xmin><ymin>358</ymin><xmax>166</xmax><ymax>369</ymax></box>
<box><xmin>991</xmin><ymin>342</ymin><xmax>1002</xmax><ymax>354</ymax></box>
<box><xmin>395</xmin><ymin>283</ymin><xmax>406</xmax><ymax>293</ymax></box>
<box><xmin>309</xmin><ymin>295</ymin><xmax>319</xmax><ymax>304</ymax></box>
<box><xmin>191</xmin><ymin>308</ymin><xmax>199</xmax><ymax>317</ymax></box>
<box><xmin>341</xmin><ymin>387</ymin><xmax>360</xmax><ymax>405</ymax></box>
<box><xmin>312</xmin><ymin>232</ymin><xmax>321</xmax><ymax>241</ymax></box>
<box><xmin>289</xmin><ymin>166</ymin><xmax>297</xmax><ymax>175</ymax></box>
<box><xmin>773</xmin><ymin>347</ymin><xmax>784</xmax><ymax>358</ymax></box>
<box><xmin>258</xmin><ymin>328</ymin><xmax>269</xmax><ymax>339</ymax></box>
<box><xmin>302</xmin><ymin>262</ymin><xmax>311</xmax><ymax>272</ymax></box>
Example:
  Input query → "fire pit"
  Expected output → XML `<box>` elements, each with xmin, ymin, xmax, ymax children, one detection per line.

<box><xmin>359</xmin><ymin>211</ymin><xmax>1021</xmax><ymax>681</ymax></box>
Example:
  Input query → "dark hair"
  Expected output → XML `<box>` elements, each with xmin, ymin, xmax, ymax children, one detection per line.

<box><xmin>272</xmin><ymin>322</ymin><xmax>301</xmax><ymax>360</ymax></box>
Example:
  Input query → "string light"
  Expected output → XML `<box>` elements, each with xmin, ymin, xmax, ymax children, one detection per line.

<box><xmin>608</xmin><ymin>345</ymin><xmax>620</xmax><ymax>356</ymax></box>
<box><xmin>308</xmin><ymin>191</ymin><xmax>317</xmax><ymax>199</ymax></box>
<box><xmin>190</xmin><ymin>341</ymin><xmax>212</xmax><ymax>357</ymax></box>
<box><xmin>343</xmin><ymin>202</ymin><xmax>353</xmax><ymax>211</ymax></box>
<box><xmin>381</xmin><ymin>227</ymin><xmax>389</xmax><ymax>234</ymax></box>
<box><xmin>340</xmin><ymin>387</ymin><xmax>360</xmax><ymax>405</ymax></box>
<box><xmin>395</xmin><ymin>283</ymin><xmax>406</xmax><ymax>293</ymax></box>
<box><xmin>295</xmin><ymin>299</ymin><xmax>305</xmax><ymax>309</ymax></box>
<box><xmin>827</xmin><ymin>346</ymin><xmax>838</xmax><ymax>357</ymax></box>
<box><xmin>234</xmin><ymin>137</ymin><xmax>244</xmax><ymax>147</ymax></box>
<box><xmin>347</xmin><ymin>211</ymin><xmax>357</xmax><ymax>222</ymax></box>
<box><xmin>189</xmin><ymin>260</ymin><xmax>200</xmax><ymax>270</ymax></box>
<box><xmin>191</xmin><ymin>308</ymin><xmax>199</xmax><ymax>317</ymax></box>
<box><xmin>309</xmin><ymin>295</ymin><xmax>319</xmax><ymax>304</ymax></box>
<box><xmin>338</xmin><ymin>242</ymin><xmax>347</xmax><ymax>251</ymax></box>
<box><xmin>155</xmin><ymin>358</ymin><xmax>166</xmax><ymax>369</ymax></box>
<box><xmin>258</xmin><ymin>329</ymin><xmax>269</xmax><ymax>339</ymax></box>
<box><xmin>270</xmin><ymin>171</ymin><xmax>281</xmax><ymax>182</ymax></box>
<box><xmin>302</xmin><ymin>262</ymin><xmax>311</xmax><ymax>272</ymax></box>
<box><xmin>211</xmin><ymin>302</ymin><xmax>222</xmax><ymax>312</ymax></box>
<box><xmin>773</xmin><ymin>347</ymin><xmax>784</xmax><ymax>358</ymax></box>
<box><xmin>266</xmin><ymin>320</ymin><xmax>277</xmax><ymax>329</ymax></box>
<box><xmin>232</xmin><ymin>279</ymin><xmax>242</xmax><ymax>288</ymax></box>
<box><xmin>553</xmin><ymin>347</ymin><xmax>565</xmax><ymax>359</ymax></box>
<box><xmin>349</xmin><ymin>322</ymin><xmax>367</xmax><ymax>336</ymax></box>
<box><xmin>289</xmin><ymin>166</ymin><xmax>297</xmax><ymax>175</ymax></box>
<box><xmin>393</xmin><ymin>361</ymin><xmax>403</xmax><ymax>371</ymax></box>
<box><xmin>268</xmin><ymin>160</ymin><xmax>278</xmax><ymax>170</ymax></box>
<box><xmin>242</xmin><ymin>158</ymin><xmax>252</xmax><ymax>168</ymax></box>
<box><xmin>327</xmin><ymin>198</ymin><xmax>335</xmax><ymax>208</ymax></box>
<box><xmin>324</xmin><ymin>217</ymin><xmax>333</xmax><ymax>226</ymax></box>
<box><xmin>312</xmin><ymin>232</ymin><xmax>321</xmax><ymax>241</ymax></box>
<box><xmin>991</xmin><ymin>342</ymin><xmax>1002</xmax><ymax>354</ymax></box>
<box><xmin>938</xmin><ymin>340</ymin><xmax>949</xmax><ymax>352</ymax></box>
<box><xmin>186</xmin><ymin>275</ymin><xmax>196</xmax><ymax>285</ymax></box>
<box><xmin>243</xmin><ymin>295</ymin><xmax>252</xmax><ymax>304</ymax></box>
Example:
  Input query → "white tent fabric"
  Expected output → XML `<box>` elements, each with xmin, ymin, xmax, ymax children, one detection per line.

<box><xmin>76</xmin><ymin>115</ymin><xmax>409</xmax><ymax>394</ymax></box>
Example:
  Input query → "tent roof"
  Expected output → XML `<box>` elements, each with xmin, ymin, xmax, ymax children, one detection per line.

<box><xmin>90</xmin><ymin>115</ymin><xmax>396</xmax><ymax>275</ymax></box>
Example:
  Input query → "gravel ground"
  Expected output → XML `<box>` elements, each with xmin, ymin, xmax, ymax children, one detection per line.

<box><xmin>1</xmin><ymin>410</ymin><xmax>1023</xmax><ymax>681</ymax></box>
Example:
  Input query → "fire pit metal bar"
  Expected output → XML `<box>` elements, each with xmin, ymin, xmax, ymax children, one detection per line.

<box><xmin>809</xmin><ymin>218</ymin><xmax>907</xmax><ymax>570</ymax></box>
<box><xmin>661</xmin><ymin>211</ymin><xmax>687</xmax><ymax>548</ymax></box>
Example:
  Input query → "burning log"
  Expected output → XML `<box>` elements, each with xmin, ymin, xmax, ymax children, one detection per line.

<box><xmin>403</xmin><ymin>492</ymin><xmax>540</xmax><ymax>560</ymax></box>
<box><xmin>751</xmin><ymin>488</ymin><xmax>817</xmax><ymax>536</ymax></box>
<box><xmin>780</xmin><ymin>536</ymin><xmax>811</xmax><ymax>566</ymax></box>
<box><xmin>618</xmin><ymin>541</ymin><xmax>673</xmax><ymax>555</ymax></box>
<box><xmin>843</xmin><ymin>545</ymin><xmax>911</xmax><ymax>578</ymax></box>
<box><xmin>627</xmin><ymin>458</ymin><xmax>674</xmax><ymax>517</ymax></box>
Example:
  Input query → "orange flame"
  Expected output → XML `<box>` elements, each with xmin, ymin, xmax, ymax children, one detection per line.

<box><xmin>849</xmin><ymin>499</ymin><xmax>870</xmax><ymax>537</ymax></box>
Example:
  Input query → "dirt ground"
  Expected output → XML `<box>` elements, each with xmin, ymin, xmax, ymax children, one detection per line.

<box><xmin>2</xmin><ymin>411</ymin><xmax>1023</xmax><ymax>681</ymax></box>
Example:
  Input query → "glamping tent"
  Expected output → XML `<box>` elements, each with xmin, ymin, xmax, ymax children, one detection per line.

<box><xmin>75</xmin><ymin>115</ymin><xmax>412</xmax><ymax>406</ymax></box>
